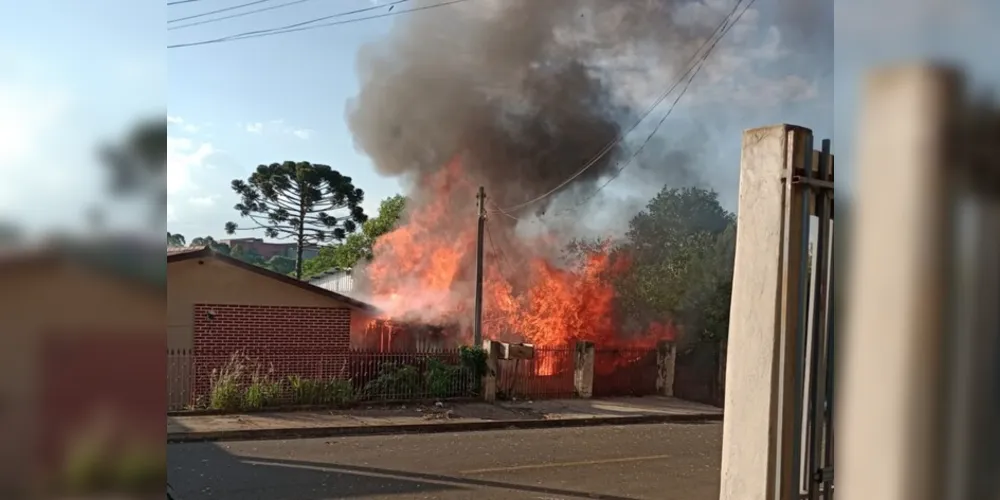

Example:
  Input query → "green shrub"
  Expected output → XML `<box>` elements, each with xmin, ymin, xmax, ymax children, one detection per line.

<box><xmin>288</xmin><ymin>375</ymin><xmax>355</xmax><ymax>406</ymax></box>
<box><xmin>242</xmin><ymin>375</ymin><xmax>282</xmax><ymax>410</ymax></box>
<box><xmin>425</xmin><ymin>358</ymin><xmax>463</xmax><ymax>398</ymax></box>
<box><xmin>209</xmin><ymin>352</ymin><xmax>283</xmax><ymax>411</ymax></box>
<box><xmin>209</xmin><ymin>353</ymin><xmax>248</xmax><ymax>411</ymax></box>
<box><xmin>460</xmin><ymin>345</ymin><xmax>489</xmax><ymax>395</ymax></box>
<box><xmin>363</xmin><ymin>363</ymin><xmax>421</xmax><ymax>399</ymax></box>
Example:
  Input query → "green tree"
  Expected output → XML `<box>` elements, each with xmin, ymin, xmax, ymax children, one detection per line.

<box><xmin>189</xmin><ymin>236</ymin><xmax>231</xmax><ymax>255</ymax></box>
<box><xmin>225</xmin><ymin>161</ymin><xmax>368</xmax><ymax>280</ymax></box>
<box><xmin>264</xmin><ymin>255</ymin><xmax>297</xmax><ymax>276</ymax></box>
<box><xmin>167</xmin><ymin>232</ymin><xmax>186</xmax><ymax>247</ymax></box>
<box><xmin>570</xmin><ymin>187</ymin><xmax>736</xmax><ymax>343</ymax></box>
<box><xmin>229</xmin><ymin>244</ymin><xmax>264</xmax><ymax>265</ymax></box>
<box><xmin>301</xmin><ymin>194</ymin><xmax>406</xmax><ymax>278</ymax></box>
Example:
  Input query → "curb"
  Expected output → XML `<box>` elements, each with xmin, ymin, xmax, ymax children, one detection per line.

<box><xmin>167</xmin><ymin>412</ymin><xmax>723</xmax><ymax>443</ymax></box>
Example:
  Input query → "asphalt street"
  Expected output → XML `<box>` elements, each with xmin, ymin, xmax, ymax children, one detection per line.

<box><xmin>167</xmin><ymin>422</ymin><xmax>722</xmax><ymax>500</ymax></box>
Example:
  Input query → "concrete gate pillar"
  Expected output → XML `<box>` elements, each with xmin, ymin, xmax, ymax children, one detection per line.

<box><xmin>481</xmin><ymin>340</ymin><xmax>500</xmax><ymax>403</ymax></box>
<box><xmin>573</xmin><ymin>341</ymin><xmax>595</xmax><ymax>399</ymax></box>
<box><xmin>719</xmin><ymin>124</ymin><xmax>814</xmax><ymax>500</ymax></box>
<box><xmin>655</xmin><ymin>340</ymin><xmax>676</xmax><ymax>397</ymax></box>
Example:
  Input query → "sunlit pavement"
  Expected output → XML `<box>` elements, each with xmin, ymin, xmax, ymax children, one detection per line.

<box><xmin>168</xmin><ymin>422</ymin><xmax>721</xmax><ymax>500</ymax></box>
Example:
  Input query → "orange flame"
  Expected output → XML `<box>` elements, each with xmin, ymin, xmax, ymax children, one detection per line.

<box><xmin>358</xmin><ymin>157</ymin><xmax>674</xmax><ymax>357</ymax></box>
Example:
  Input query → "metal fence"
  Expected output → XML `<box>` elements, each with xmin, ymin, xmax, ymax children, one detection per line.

<box><xmin>788</xmin><ymin>138</ymin><xmax>835</xmax><ymax>500</ymax></box>
<box><xmin>495</xmin><ymin>347</ymin><xmax>575</xmax><ymax>400</ymax></box>
<box><xmin>167</xmin><ymin>348</ymin><xmax>479</xmax><ymax>411</ymax></box>
<box><xmin>592</xmin><ymin>347</ymin><xmax>658</xmax><ymax>398</ymax></box>
<box><xmin>167</xmin><ymin>348</ymin><xmax>193</xmax><ymax>411</ymax></box>
<box><xmin>674</xmin><ymin>341</ymin><xmax>726</xmax><ymax>407</ymax></box>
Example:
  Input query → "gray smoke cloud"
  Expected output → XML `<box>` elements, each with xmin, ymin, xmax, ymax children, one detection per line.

<box><xmin>346</xmin><ymin>0</ymin><xmax>724</xmax><ymax>218</ymax></box>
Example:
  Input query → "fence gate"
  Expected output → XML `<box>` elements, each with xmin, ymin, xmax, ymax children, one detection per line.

<box><xmin>592</xmin><ymin>348</ymin><xmax>658</xmax><ymax>398</ymax></box>
<box><xmin>783</xmin><ymin>137</ymin><xmax>835</xmax><ymax>500</ymax></box>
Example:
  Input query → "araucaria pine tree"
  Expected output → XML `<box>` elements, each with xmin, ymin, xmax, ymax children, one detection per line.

<box><xmin>225</xmin><ymin>161</ymin><xmax>368</xmax><ymax>279</ymax></box>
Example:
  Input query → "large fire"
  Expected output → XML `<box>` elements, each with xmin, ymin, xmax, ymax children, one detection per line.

<box><xmin>360</xmin><ymin>157</ymin><xmax>675</xmax><ymax>355</ymax></box>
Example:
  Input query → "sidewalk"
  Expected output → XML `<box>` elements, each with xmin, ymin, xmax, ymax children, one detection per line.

<box><xmin>167</xmin><ymin>397</ymin><xmax>723</xmax><ymax>443</ymax></box>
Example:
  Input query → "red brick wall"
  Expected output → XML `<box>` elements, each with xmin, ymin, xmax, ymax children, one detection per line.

<box><xmin>192</xmin><ymin>304</ymin><xmax>351</xmax><ymax>400</ymax></box>
<box><xmin>40</xmin><ymin>334</ymin><xmax>163</xmax><ymax>476</ymax></box>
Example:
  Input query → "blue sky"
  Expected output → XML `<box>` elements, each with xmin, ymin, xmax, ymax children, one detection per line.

<box><xmin>2</xmin><ymin>0</ymin><xmax>994</xmax><ymax>242</ymax></box>
<box><xmin>165</xmin><ymin>0</ymin><xmax>835</xmax><ymax>243</ymax></box>
<box><xmin>0</xmin><ymin>0</ymin><xmax>164</xmax><ymax>235</ymax></box>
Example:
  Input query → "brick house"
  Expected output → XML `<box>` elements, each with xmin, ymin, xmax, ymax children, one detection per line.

<box><xmin>0</xmin><ymin>239</ymin><xmax>164</xmax><ymax>494</ymax></box>
<box><xmin>167</xmin><ymin>246</ymin><xmax>379</xmax><ymax>406</ymax></box>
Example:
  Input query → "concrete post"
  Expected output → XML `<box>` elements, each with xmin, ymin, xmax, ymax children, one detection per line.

<box><xmin>655</xmin><ymin>340</ymin><xmax>676</xmax><ymax>397</ymax></box>
<box><xmin>719</xmin><ymin>124</ymin><xmax>813</xmax><ymax>500</ymax></box>
<box><xmin>481</xmin><ymin>340</ymin><xmax>500</xmax><ymax>403</ymax></box>
<box><xmin>839</xmin><ymin>65</ymin><xmax>959</xmax><ymax>500</ymax></box>
<box><xmin>573</xmin><ymin>341</ymin><xmax>595</xmax><ymax>399</ymax></box>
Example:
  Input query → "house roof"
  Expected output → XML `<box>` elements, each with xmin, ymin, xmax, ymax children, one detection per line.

<box><xmin>167</xmin><ymin>246</ymin><xmax>379</xmax><ymax>313</ymax></box>
<box><xmin>0</xmin><ymin>237</ymin><xmax>166</xmax><ymax>290</ymax></box>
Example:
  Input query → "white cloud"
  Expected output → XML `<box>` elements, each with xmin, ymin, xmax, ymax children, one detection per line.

<box><xmin>187</xmin><ymin>195</ymin><xmax>218</xmax><ymax>207</ymax></box>
<box><xmin>167</xmin><ymin>115</ymin><xmax>202</xmax><ymax>134</ymax></box>
<box><xmin>240</xmin><ymin>119</ymin><xmax>313</xmax><ymax>139</ymax></box>
<box><xmin>167</xmin><ymin>136</ymin><xmax>215</xmax><ymax>195</ymax></box>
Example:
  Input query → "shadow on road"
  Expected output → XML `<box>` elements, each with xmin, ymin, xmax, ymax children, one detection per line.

<box><xmin>168</xmin><ymin>442</ymin><xmax>639</xmax><ymax>500</ymax></box>
<box><xmin>168</xmin><ymin>442</ymin><xmax>465</xmax><ymax>499</ymax></box>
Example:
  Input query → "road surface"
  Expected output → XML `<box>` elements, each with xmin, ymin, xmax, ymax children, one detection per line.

<box><xmin>167</xmin><ymin>422</ymin><xmax>722</xmax><ymax>500</ymax></box>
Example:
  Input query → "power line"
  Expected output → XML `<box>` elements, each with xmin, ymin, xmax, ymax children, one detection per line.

<box><xmin>484</xmin><ymin>220</ymin><xmax>514</xmax><ymax>277</ymax></box>
<box><xmin>540</xmin><ymin>0</ymin><xmax>759</xmax><ymax>218</ymax></box>
<box><xmin>543</xmin><ymin>0</ymin><xmax>758</xmax><ymax>218</ymax></box>
<box><xmin>168</xmin><ymin>0</ymin><xmax>469</xmax><ymax>49</ymax></box>
<box><xmin>168</xmin><ymin>0</ymin><xmax>201</xmax><ymax>5</ymax></box>
<box><xmin>493</xmin><ymin>0</ymin><xmax>749</xmax><ymax>214</ymax></box>
<box><xmin>170</xmin><ymin>0</ymin><xmax>279</xmax><ymax>23</ymax></box>
<box><xmin>167</xmin><ymin>0</ymin><xmax>410</xmax><ymax>31</ymax></box>
<box><xmin>170</xmin><ymin>0</ymin><xmax>325</xmax><ymax>31</ymax></box>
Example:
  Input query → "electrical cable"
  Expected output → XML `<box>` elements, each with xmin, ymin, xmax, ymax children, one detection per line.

<box><xmin>493</xmin><ymin>0</ymin><xmax>750</xmax><ymax>214</ymax></box>
<box><xmin>169</xmin><ymin>0</ymin><xmax>277</xmax><ymax>24</ymax></box>
<box><xmin>484</xmin><ymin>219</ymin><xmax>514</xmax><ymax>278</ymax></box>
<box><xmin>548</xmin><ymin>0</ymin><xmax>758</xmax><ymax>216</ymax></box>
<box><xmin>168</xmin><ymin>0</ymin><xmax>468</xmax><ymax>49</ymax></box>
<box><xmin>169</xmin><ymin>0</ymin><xmax>332</xmax><ymax>31</ymax></box>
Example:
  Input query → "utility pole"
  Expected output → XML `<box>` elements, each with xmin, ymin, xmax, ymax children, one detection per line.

<box><xmin>473</xmin><ymin>186</ymin><xmax>486</xmax><ymax>347</ymax></box>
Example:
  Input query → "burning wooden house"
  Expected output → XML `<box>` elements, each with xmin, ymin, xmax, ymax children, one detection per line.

<box><xmin>359</xmin><ymin>318</ymin><xmax>464</xmax><ymax>352</ymax></box>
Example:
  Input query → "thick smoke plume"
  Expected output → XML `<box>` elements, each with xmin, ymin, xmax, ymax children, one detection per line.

<box><xmin>344</xmin><ymin>0</ymin><xmax>743</xmax><ymax>329</ymax></box>
<box><xmin>347</xmin><ymin>0</ymin><xmax>726</xmax><ymax>214</ymax></box>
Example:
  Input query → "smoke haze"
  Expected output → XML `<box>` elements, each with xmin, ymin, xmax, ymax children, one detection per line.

<box><xmin>346</xmin><ymin>0</ymin><xmax>729</xmax><ymax>217</ymax></box>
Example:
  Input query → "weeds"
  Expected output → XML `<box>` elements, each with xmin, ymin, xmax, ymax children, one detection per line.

<box><xmin>208</xmin><ymin>352</ymin><xmax>281</xmax><ymax>411</ymax></box>
<box><xmin>288</xmin><ymin>375</ymin><xmax>355</xmax><ymax>405</ymax></box>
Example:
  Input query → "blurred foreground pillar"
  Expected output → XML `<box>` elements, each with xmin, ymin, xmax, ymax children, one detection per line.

<box><xmin>839</xmin><ymin>65</ymin><xmax>959</xmax><ymax>500</ymax></box>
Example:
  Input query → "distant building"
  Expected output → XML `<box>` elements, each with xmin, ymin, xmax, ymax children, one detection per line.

<box><xmin>309</xmin><ymin>268</ymin><xmax>355</xmax><ymax>295</ymax></box>
<box><xmin>219</xmin><ymin>237</ymin><xmax>319</xmax><ymax>260</ymax></box>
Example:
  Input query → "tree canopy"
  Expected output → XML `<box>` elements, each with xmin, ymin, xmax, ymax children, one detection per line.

<box><xmin>302</xmin><ymin>194</ymin><xmax>407</xmax><ymax>279</ymax></box>
<box><xmin>167</xmin><ymin>232</ymin><xmax>186</xmax><ymax>247</ymax></box>
<box><xmin>569</xmin><ymin>187</ymin><xmax>736</xmax><ymax>344</ymax></box>
<box><xmin>225</xmin><ymin>161</ymin><xmax>368</xmax><ymax>279</ymax></box>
